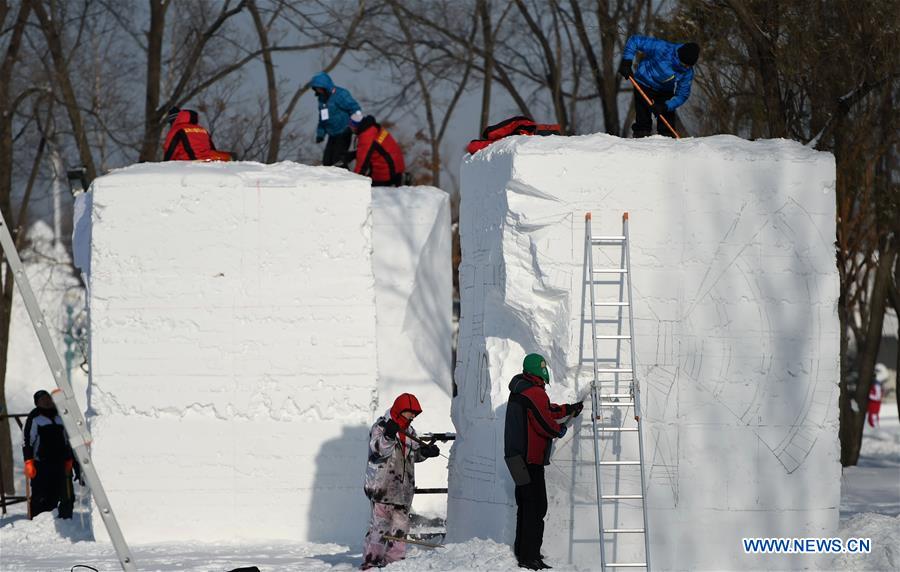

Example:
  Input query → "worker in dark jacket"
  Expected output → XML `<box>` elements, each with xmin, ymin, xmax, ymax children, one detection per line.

<box><xmin>504</xmin><ymin>354</ymin><xmax>583</xmax><ymax>570</ymax></box>
<box><xmin>309</xmin><ymin>71</ymin><xmax>362</xmax><ymax>167</ymax></box>
<box><xmin>618</xmin><ymin>36</ymin><xmax>699</xmax><ymax>137</ymax></box>
<box><xmin>23</xmin><ymin>390</ymin><xmax>75</xmax><ymax>519</ymax></box>
<box><xmin>162</xmin><ymin>107</ymin><xmax>231</xmax><ymax>161</ymax></box>
<box><xmin>351</xmin><ymin>115</ymin><xmax>406</xmax><ymax>187</ymax></box>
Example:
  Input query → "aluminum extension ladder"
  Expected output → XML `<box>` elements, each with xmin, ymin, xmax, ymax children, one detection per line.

<box><xmin>584</xmin><ymin>212</ymin><xmax>650</xmax><ymax>571</ymax></box>
<box><xmin>0</xmin><ymin>210</ymin><xmax>136</xmax><ymax>571</ymax></box>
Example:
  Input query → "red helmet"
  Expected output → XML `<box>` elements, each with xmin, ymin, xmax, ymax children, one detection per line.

<box><xmin>390</xmin><ymin>393</ymin><xmax>422</xmax><ymax>424</ymax></box>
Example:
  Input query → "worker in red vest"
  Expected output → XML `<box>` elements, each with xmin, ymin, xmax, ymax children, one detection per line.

<box><xmin>351</xmin><ymin>115</ymin><xmax>405</xmax><ymax>186</ymax></box>
<box><xmin>867</xmin><ymin>364</ymin><xmax>888</xmax><ymax>427</ymax></box>
<box><xmin>162</xmin><ymin>107</ymin><xmax>231</xmax><ymax>161</ymax></box>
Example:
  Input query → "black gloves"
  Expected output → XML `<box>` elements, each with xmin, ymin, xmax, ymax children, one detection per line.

<box><xmin>651</xmin><ymin>100</ymin><xmax>668</xmax><ymax>116</ymax></box>
<box><xmin>568</xmin><ymin>402</ymin><xmax>584</xmax><ymax>417</ymax></box>
<box><xmin>384</xmin><ymin>418</ymin><xmax>401</xmax><ymax>439</ymax></box>
<box><xmin>618</xmin><ymin>59</ymin><xmax>633</xmax><ymax>80</ymax></box>
<box><xmin>421</xmin><ymin>444</ymin><xmax>441</xmax><ymax>458</ymax></box>
<box><xmin>73</xmin><ymin>460</ymin><xmax>84</xmax><ymax>486</ymax></box>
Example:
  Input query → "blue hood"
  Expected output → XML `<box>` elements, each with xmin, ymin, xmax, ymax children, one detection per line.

<box><xmin>309</xmin><ymin>71</ymin><xmax>335</xmax><ymax>91</ymax></box>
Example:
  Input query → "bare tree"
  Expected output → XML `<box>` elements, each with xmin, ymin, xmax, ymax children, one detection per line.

<box><xmin>380</xmin><ymin>0</ymin><xmax>476</xmax><ymax>186</ymax></box>
<box><xmin>248</xmin><ymin>0</ymin><xmax>366</xmax><ymax>163</ymax></box>
<box><xmin>0</xmin><ymin>0</ymin><xmax>35</xmax><ymax>497</ymax></box>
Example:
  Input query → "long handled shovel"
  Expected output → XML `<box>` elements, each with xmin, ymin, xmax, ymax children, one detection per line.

<box><xmin>629</xmin><ymin>77</ymin><xmax>681</xmax><ymax>139</ymax></box>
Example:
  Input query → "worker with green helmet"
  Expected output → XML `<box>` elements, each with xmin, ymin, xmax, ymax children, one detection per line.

<box><xmin>504</xmin><ymin>353</ymin><xmax>584</xmax><ymax>570</ymax></box>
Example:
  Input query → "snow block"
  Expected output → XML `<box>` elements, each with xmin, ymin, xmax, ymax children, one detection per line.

<box><xmin>448</xmin><ymin>134</ymin><xmax>840</xmax><ymax>570</ymax></box>
<box><xmin>82</xmin><ymin>162</ymin><xmax>377</xmax><ymax>543</ymax></box>
<box><xmin>372</xmin><ymin>186</ymin><xmax>453</xmax><ymax>516</ymax></box>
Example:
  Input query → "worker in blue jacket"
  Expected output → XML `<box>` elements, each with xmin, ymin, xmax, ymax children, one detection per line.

<box><xmin>618</xmin><ymin>36</ymin><xmax>699</xmax><ymax>138</ymax></box>
<box><xmin>309</xmin><ymin>71</ymin><xmax>363</xmax><ymax>166</ymax></box>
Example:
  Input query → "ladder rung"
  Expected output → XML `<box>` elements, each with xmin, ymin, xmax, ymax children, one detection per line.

<box><xmin>595</xmin><ymin>302</ymin><xmax>629</xmax><ymax>306</ymax></box>
<box><xmin>606</xmin><ymin>564</ymin><xmax>647</xmax><ymax>568</ymax></box>
<box><xmin>603</xmin><ymin>528</ymin><xmax>645</xmax><ymax>534</ymax></box>
<box><xmin>599</xmin><ymin>460</ymin><xmax>641</xmax><ymax>466</ymax></box>
<box><xmin>596</xmin><ymin>427</ymin><xmax>638</xmax><ymax>432</ymax></box>
<box><xmin>598</xmin><ymin>401</ymin><xmax>634</xmax><ymax>407</ymax></box>
<box><xmin>601</xmin><ymin>393</ymin><xmax>632</xmax><ymax>398</ymax></box>
<box><xmin>591</xmin><ymin>236</ymin><xmax>626</xmax><ymax>242</ymax></box>
<box><xmin>601</xmin><ymin>494</ymin><xmax>643</xmax><ymax>500</ymax></box>
<box><xmin>596</xmin><ymin>368</ymin><xmax>633</xmax><ymax>373</ymax></box>
<box><xmin>596</xmin><ymin>334</ymin><xmax>631</xmax><ymax>339</ymax></box>
<box><xmin>593</xmin><ymin>268</ymin><xmax>627</xmax><ymax>273</ymax></box>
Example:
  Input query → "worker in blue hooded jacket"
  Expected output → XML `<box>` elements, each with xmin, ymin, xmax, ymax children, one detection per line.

<box><xmin>309</xmin><ymin>71</ymin><xmax>363</xmax><ymax>166</ymax></box>
<box><xmin>618</xmin><ymin>36</ymin><xmax>699</xmax><ymax>138</ymax></box>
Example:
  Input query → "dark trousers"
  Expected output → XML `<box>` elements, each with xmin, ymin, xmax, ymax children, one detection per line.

<box><xmin>30</xmin><ymin>461</ymin><xmax>73</xmax><ymax>519</ymax></box>
<box><xmin>372</xmin><ymin>174</ymin><xmax>404</xmax><ymax>187</ymax></box>
<box><xmin>632</xmin><ymin>83</ymin><xmax>679</xmax><ymax>138</ymax></box>
<box><xmin>323</xmin><ymin>130</ymin><xmax>353</xmax><ymax>167</ymax></box>
<box><xmin>514</xmin><ymin>464</ymin><xmax>547</xmax><ymax>561</ymax></box>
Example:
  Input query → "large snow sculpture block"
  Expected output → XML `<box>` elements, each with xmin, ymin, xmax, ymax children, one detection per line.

<box><xmin>448</xmin><ymin>135</ymin><xmax>839</xmax><ymax>570</ymax></box>
<box><xmin>84</xmin><ymin>162</ymin><xmax>376</xmax><ymax>543</ymax></box>
<box><xmin>372</xmin><ymin>186</ymin><xmax>453</xmax><ymax>515</ymax></box>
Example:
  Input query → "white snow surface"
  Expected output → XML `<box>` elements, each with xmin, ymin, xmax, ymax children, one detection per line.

<box><xmin>68</xmin><ymin>162</ymin><xmax>452</xmax><ymax>545</ymax></box>
<box><xmin>449</xmin><ymin>133</ymin><xmax>841</xmax><ymax>570</ymax></box>
<box><xmin>372</xmin><ymin>185</ymin><xmax>453</xmax><ymax>516</ymax></box>
<box><xmin>2</xmin><ymin>414</ymin><xmax>896</xmax><ymax>572</ymax></box>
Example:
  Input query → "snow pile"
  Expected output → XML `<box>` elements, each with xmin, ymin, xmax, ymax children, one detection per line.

<box><xmin>78</xmin><ymin>162</ymin><xmax>377</xmax><ymax>544</ymax></box>
<box><xmin>385</xmin><ymin>538</ymin><xmax>566</xmax><ymax>571</ymax></box>
<box><xmin>831</xmin><ymin>513</ymin><xmax>900</xmax><ymax>570</ymax></box>
<box><xmin>372</xmin><ymin>186</ymin><xmax>453</xmax><ymax>516</ymax></box>
<box><xmin>0</xmin><ymin>512</ymin><xmax>91</xmax><ymax>547</ymax></box>
<box><xmin>449</xmin><ymin>134</ymin><xmax>840</xmax><ymax>570</ymax></box>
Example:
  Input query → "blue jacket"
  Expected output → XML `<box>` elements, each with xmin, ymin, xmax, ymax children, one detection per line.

<box><xmin>309</xmin><ymin>72</ymin><xmax>361</xmax><ymax>138</ymax></box>
<box><xmin>623</xmin><ymin>36</ymin><xmax>694</xmax><ymax>111</ymax></box>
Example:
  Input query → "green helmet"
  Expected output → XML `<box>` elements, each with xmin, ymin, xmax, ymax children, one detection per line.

<box><xmin>523</xmin><ymin>353</ymin><xmax>550</xmax><ymax>383</ymax></box>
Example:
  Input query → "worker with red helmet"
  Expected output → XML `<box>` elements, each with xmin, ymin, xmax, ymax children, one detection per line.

<box><xmin>361</xmin><ymin>393</ymin><xmax>440</xmax><ymax>569</ymax></box>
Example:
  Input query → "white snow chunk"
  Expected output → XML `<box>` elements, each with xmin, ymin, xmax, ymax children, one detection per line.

<box><xmin>450</xmin><ymin>133</ymin><xmax>840</xmax><ymax>571</ymax></box>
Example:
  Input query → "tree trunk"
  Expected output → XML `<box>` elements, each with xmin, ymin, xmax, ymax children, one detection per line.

<box><xmin>138</xmin><ymin>0</ymin><xmax>168</xmax><ymax>162</ymax></box>
<box><xmin>478</xmin><ymin>0</ymin><xmax>493</xmax><ymax>132</ymax></box>
<box><xmin>247</xmin><ymin>0</ymin><xmax>281</xmax><ymax>163</ymax></box>
<box><xmin>893</xmin><ymin>258</ymin><xmax>900</xmax><ymax>422</ymax></box>
<box><xmin>513</xmin><ymin>0</ymin><xmax>567</xmax><ymax>131</ymax></box>
<box><xmin>0</xmin><ymin>0</ymin><xmax>33</xmax><ymax>497</ymax></box>
<box><xmin>31</xmin><ymin>0</ymin><xmax>97</xmax><ymax>182</ymax></box>
<box><xmin>843</xmin><ymin>248</ymin><xmax>896</xmax><ymax>465</ymax></box>
<box><xmin>724</xmin><ymin>0</ymin><xmax>787</xmax><ymax>138</ymax></box>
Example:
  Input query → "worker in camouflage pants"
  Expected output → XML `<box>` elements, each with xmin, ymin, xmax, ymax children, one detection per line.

<box><xmin>361</xmin><ymin>393</ymin><xmax>440</xmax><ymax>570</ymax></box>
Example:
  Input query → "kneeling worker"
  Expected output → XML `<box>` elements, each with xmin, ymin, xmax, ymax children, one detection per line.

<box><xmin>361</xmin><ymin>393</ymin><xmax>440</xmax><ymax>569</ymax></box>
<box><xmin>505</xmin><ymin>354</ymin><xmax>583</xmax><ymax>570</ymax></box>
<box><xmin>351</xmin><ymin>115</ymin><xmax>406</xmax><ymax>187</ymax></box>
<box><xmin>162</xmin><ymin>107</ymin><xmax>231</xmax><ymax>161</ymax></box>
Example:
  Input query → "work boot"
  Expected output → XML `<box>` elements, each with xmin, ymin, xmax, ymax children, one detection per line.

<box><xmin>538</xmin><ymin>559</ymin><xmax>553</xmax><ymax>569</ymax></box>
<box><xmin>517</xmin><ymin>559</ymin><xmax>545</xmax><ymax>570</ymax></box>
<box><xmin>632</xmin><ymin>128</ymin><xmax>652</xmax><ymax>138</ymax></box>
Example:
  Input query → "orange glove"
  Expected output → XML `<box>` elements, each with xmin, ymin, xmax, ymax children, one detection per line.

<box><xmin>65</xmin><ymin>458</ymin><xmax>74</xmax><ymax>474</ymax></box>
<box><xmin>24</xmin><ymin>459</ymin><xmax>36</xmax><ymax>479</ymax></box>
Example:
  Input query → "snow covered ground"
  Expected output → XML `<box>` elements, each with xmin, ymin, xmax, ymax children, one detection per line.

<box><xmin>2</xmin><ymin>406</ymin><xmax>896</xmax><ymax>570</ymax></box>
